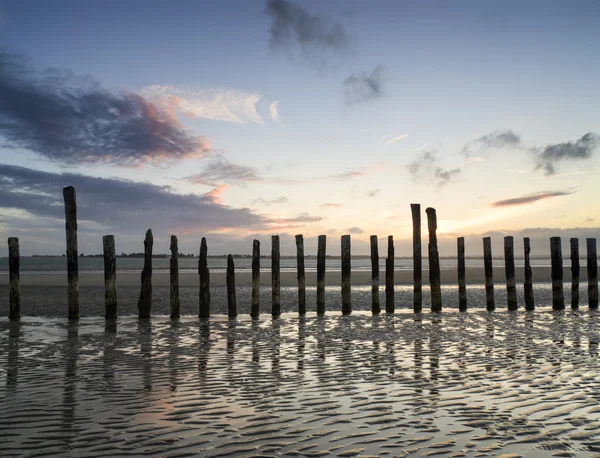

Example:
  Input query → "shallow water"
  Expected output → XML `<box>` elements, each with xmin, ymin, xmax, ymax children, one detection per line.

<box><xmin>2</xmin><ymin>310</ymin><xmax>600</xmax><ymax>457</ymax></box>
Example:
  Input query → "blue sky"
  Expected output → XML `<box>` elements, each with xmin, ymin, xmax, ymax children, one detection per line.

<box><xmin>0</xmin><ymin>0</ymin><xmax>599</xmax><ymax>256</ymax></box>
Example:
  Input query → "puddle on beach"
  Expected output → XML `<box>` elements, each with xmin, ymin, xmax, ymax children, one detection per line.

<box><xmin>2</xmin><ymin>310</ymin><xmax>600</xmax><ymax>457</ymax></box>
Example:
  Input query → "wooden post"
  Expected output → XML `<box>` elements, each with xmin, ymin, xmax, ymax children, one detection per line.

<box><xmin>483</xmin><ymin>237</ymin><xmax>495</xmax><ymax>311</ymax></box>
<box><xmin>570</xmin><ymin>238</ymin><xmax>579</xmax><ymax>308</ymax></box>
<box><xmin>8</xmin><ymin>237</ymin><xmax>20</xmax><ymax>320</ymax></box>
<box><xmin>103</xmin><ymin>235</ymin><xmax>117</xmax><ymax>319</ymax></box>
<box><xmin>411</xmin><ymin>203</ymin><xmax>422</xmax><ymax>312</ymax></box>
<box><xmin>341</xmin><ymin>234</ymin><xmax>351</xmax><ymax>314</ymax></box>
<box><xmin>317</xmin><ymin>235</ymin><xmax>326</xmax><ymax>314</ymax></box>
<box><xmin>550</xmin><ymin>237</ymin><xmax>564</xmax><ymax>309</ymax></box>
<box><xmin>251</xmin><ymin>239</ymin><xmax>260</xmax><ymax>318</ymax></box>
<box><xmin>198</xmin><ymin>237</ymin><xmax>210</xmax><ymax>318</ymax></box>
<box><xmin>457</xmin><ymin>237</ymin><xmax>467</xmax><ymax>311</ymax></box>
<box><xmin>170</xmin><ymin>235</ymin><xmax>180</xmax><ymax>319</ymax></box>
<box><xmin>524</xmin><ymin>237</ymin><xmax>534</xmax><ymax>310</ymax></box>
<box><xmin>370</xmin><ymin>235</ymin><xmax>380</xmax><ymax>314</ymax></box>
<box><xmin>63</xmin><ymin>186</ymin><xmax>79</xmax><ymax>320</ymax></box>
<box><xmin>426</xmin><ymin>207</ymin><xmax>442</xmax><ymax>312</ymax></box>
<box><xmin>504</xmin><ymin>236</ymin><xmax>517</xmax><ymax>310</ymax></box>
<box><xmin>296</xmin><ymin>234</ymin><xmax>306</xmax><ymax>315</ymax></box>
<box><xmin>226</xmin><ymin>254</ymin><xmax>237</xmax><ymax>317</ymax></box>
<box><xmin>588</xmin><ymin>238</ymin><xmax>598</xmax><ymax>308</ymax></box>
<box><xmin>271</xmin><ymin>235</ymin><xmax>280</xmax><ymax>317</ymax></box>
<box><xmin>386</xmin><ymin>235</ymin><xmax>394</xmax><ymax>313</ymax></box>
<box><xmin>137</xmin><ymin>229</ymin><xmax>153</xmax><ymax>318</ymax></box>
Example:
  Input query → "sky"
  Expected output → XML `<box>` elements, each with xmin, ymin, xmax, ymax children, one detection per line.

<box><xmin>0</xmin><ymin>0</ymin><xmax>599</xmax><ymax>257</ymax></box>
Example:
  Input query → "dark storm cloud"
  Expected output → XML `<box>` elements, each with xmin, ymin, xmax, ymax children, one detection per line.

<box><xmin>343</xmin><ymin>66</ymin><xmax>387</xmax><ymax>105</ymax></box>
<box><xmin>491</xmin><ymin>190</ymin><xmax>575</xmax><ymax>208</ymax></box>
<box><xmin>533</xmin><ymin>133</ymin><xmax>599</xmax><ymax>175</ymax></box>
<box><xmin>407</xmin><ymin>150</ymin><xmax>461</xmax><ymax>187</ymax></box>
<box><xmin>0</xmin><ymin>52</ymin><xmax>210</xmax><ymax>167</ymax></box>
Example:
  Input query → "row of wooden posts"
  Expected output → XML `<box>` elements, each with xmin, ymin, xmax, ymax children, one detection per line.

<box><xmin>5</xmin><ymin>187</ymin><xmax>600</xmax><ymax>320</ymax></box>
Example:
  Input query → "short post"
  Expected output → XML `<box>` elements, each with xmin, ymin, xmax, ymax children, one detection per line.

<box><xmin>370</xmin><ymin>235</ymin><xmax>380</xmax><ymax>314</ymax></box>
<box><xmin>550</xmin><ymin>237</ymin><xmax>564</xmax><ymax>309</ymax></box>
<box><xmin>103</xmin><ymin>235</ymin><xmax>117</xmax><ymax>319</ymax></box>
<box><xmin>386</xmin><ymin>235</ymin><xmax>394</xmax><ymax>313</ymax></box>
<box><xmin>8</xmin><ymin>237</ymin><xmax>20</xmax><ymax>320</ymax></box>
<box><xmin>570</xmin><ymin>238</ymin><xmax>579</xmax><ymax>308</ymax></box>
<box><xmin>63</xmin><ymin>186</ymin><xmax>79</xmax><ymax>320</ymax></box>
<box><xmin>226</xmin><ymin>254</ymin><xmax>237</xmax><ymax>317</ymax></box>
<box><xmin>341</xmin><ymin>234</ymin><xmax>351</xmax><ymax>314</ymax></box>
<box><xmin>483</xmin><ymin>237</ymin><xmax>495</xmax><ymax>311</ymax></box>
<box><xmin>272</xmin><ymin>235</ymin><xmax>281</xmax><ymax>317</ymax></box>
<box><xmin>411</xmin><ymin>203</ymin><xmax>422</xmax><ymax>312</ymax></box>
<box><xmin>198</xmin><ymin>237</ymin><xmax>210</xmax><ymax>318</ymax></box>
<box><xmin>457</xmin><ymin>237</ymin><xmax>467</xmax><ymax>310</ymax></box>
<box><xmin>317</xmin><ymin>235</ymin><xmax>326</xmax><ymax>314</ymax></box>
<box><xmin>504</xmin><ymin>236</ymin><xmax>517</xmax><ymax>310</ymax></box>
<box><xmin>426</xmin><ymin>207</ymin><xmax>442</xmax><ymax>312</ymax></box>
<box><xmin>296</xmin><ymin>234</ymin><xmax>306</xmax><ymax>315</ymax></box>
<box><xmin>137</xmin><ymin>229</ymin><xmax>153</xmax><ymax>318</ymax></box>
<box><xmin>524</xmin><ymin>237</ymin><xmax>534</xmax><ymax>310</ymax></box>
<box><xmin>170</xmin><ymin>235</ymin><xmax>180</xmax><ymax>319</ymax></box>
<box><xmin>588</xmin><ymin>238</ymin><xmax>598</xmax><ymax>308</ymax></box>
<box><xmin>251</xmin><ymin>239</ymin><xmax>260</xmax><ymax>318</ymax></box>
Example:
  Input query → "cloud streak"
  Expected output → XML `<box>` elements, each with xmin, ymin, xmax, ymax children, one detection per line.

<box><xmin>491</xmin><ymin>190</ymin><xmax>575</xmax><ymax>208</ymax></box>
<box><xmin>407</xmin><ymin>151</ymin><xmax>461</xmax><ymax>187</ymax></box>
<box><xmin>533</xmin><ymin>133</ymin><xmax>599</xmax><ymax>175</ymax></box>
<box><xmin>385</xmin><ymin>133</ymin><xmax>408</xmax><ymax>146</ymax></box>
<box><xmin>343</xmin><ymin>66</ymin><xmax>387</xmax><ymax>106</ymax></box>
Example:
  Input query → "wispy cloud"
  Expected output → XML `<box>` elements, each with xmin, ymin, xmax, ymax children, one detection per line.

<box><xmin>533</xmin><ymin>133</ymin><xmax>599</xmax><ymax>175</ymax></box>
<box><xmin>204</xmin><ymin>184</ymin><xmax>229</xmax><ymax>204</ymax></box>
<box><xmin>253</xmin><ymin>196</ymin><xmax>289</xmax><ymax>205</ymax></box>
<box><xmin>490</xmin><ymin>190</ymin><xmax>575</xmax><ymax>207</ymax></box>
<box><xmin>384</xmin><ymin>133</ymin><xmax>408</xmax><ymax>146</ymax></box>
<box><xmin>461</xmin><ymin>129</ymin><xmax>522</xmax><ymax>160</ymax></box>
<box><xmin>269</xmin><ymin>100</ymin><xmax>283</xmax><ymax>127</ymax></box>
<box><xmin>320</xmin><ymin>203</ymin><xmax>343</xmax><ymax>208</ymax></box>
<box><xmin>366</xmin><ymin>188</ymin><xmax>380</xmax><ymax>198</ymax></box>
<box><xmin>348</xmin><ymin>226</ymin><xmax>364</xmax><ymax>234</ymax></box>
<box><xmin>343</xmin><ymin>65</ymin><xmax>387</xmax><ymax>106</ymax></box>
<box><xmin>407</xmin><ymin>150</ymin><xmax>461</xmax><ymax>187</ymax></box>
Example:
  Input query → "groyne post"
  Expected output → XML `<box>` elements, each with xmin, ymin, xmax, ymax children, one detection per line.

<box><xmin>457</xmin><ymin>237</ymin><xmax>467</xmax><ymax>310</ymax></box>
<box><xmin>426</xmin><ymin>207</ymin><xmax>442</xmax><ymax>312</ymax></box>
<box><xmin>103</xmin><ymin>235</ymin><xmax>117</xmax><ymax>319</ymax></box>
<box><xmin>483</xmin><ymin>237</ymin><xmax>495</xmax><ymax>311</ymax></box>
<box><xmin>341</xmin><ymin>234</ymin><xmax>351</xmax><ymax>314</ymax></box>
<box><xmin>370</xmin><ymin>235</ymin><xmax>380</xmax><ymax>314</ymax></box>
<box><xmin>170</xmin><ymin>235</ymin><xmax>180</xmax><ymax>319</ymax></box>
<box><xmin>386</xmin><ymin>235</ymin><xmax>394</xmax><ymax>313</ymax></box>
<box><xmin>588</xmin><ymin>238</ymin><xmax>598</xmax><ymax>308</ymax></box>
<box><xmin>505</xmin><ymin>236</ymin><xmax>517</xmax><ymax>310</ymax></box>
<box><xmin>296</xmin><ymin>234</ymin><xmax>306</xmax><ymax>315</ymax></box>
<box><xmin>226</xmin><ymin>254</ymin><xmax>237</xmax><ymax>318</ymax></box>
<box><xmin>8</xmin><ymin>237</ymin><xmax>20</xmax><ymax>320</ymax></box>
<box><xmin>524</xmin><ymin>237</ymin><xmax>534</xmax><ymax>310</ymax></box>
<box><xmin>63</xmin><ymin>186</ymin><xmax>79</xmax><ymax>320</ymax></box>
<box><xmin>137</xmin><ymin>229</ymin><xmax>153</xmax><ymax>318</ymax></box>
<box><xmin>317</xmin><ymin>235</ymin><xmax>326</xmax><ymax>314</ymax></box>
<box><xmin>251</xmin><ymin>239</ymin><xmax>260</xmax><ymax>318</ymax></box>
<box><xmin>199</xmin><ymin>237</ymin><xmax>210</xmax><ymax>318</ymax></box>
<box><xmin>272</xmin><ymin>235</ymin><xmax>281</xmax><ymax>317</ymax></box>
<box><xmin>550</xmin><ymin>237</ymin><xmax>564</xmax><ymax>309</ymax></box>
<box><xmin>570</xmin><ymin>238</ymin><xmax>579</xmax><ymax>308</ymax></box>
<box><xmin>411</xmin><ymin>203</ymin><xmax>422</xmax><ymax>312</ymax></box>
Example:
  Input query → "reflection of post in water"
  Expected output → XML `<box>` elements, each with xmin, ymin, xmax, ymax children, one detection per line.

<box><xmin>505</xmin><ymin>312</ymin><xmax>518</xmax><ymax>363</ymax></box>
<box><xmin>6</xmin><ymin>321</ymin><xmax>22</xmax><ymax>392</ymax></box>
<box><xmin>457</xmin><ymin>313</ymin><xmax>467</xmax><ymax>372</ymax></box>
<box><xmin>429</xmin><ymin>315</ymin><xmax>441</xmax><ymax>394</ymax></box>
<box><xmin>384</xmin><ymin>315</ymin><xmax>395</xmax><ymax>376</ymax></box>
<box><xmin>251</xmin><ymin>320</ymin><xmax>260</xmax><ymax>363</ymax></box>
<box><xmin>413</xmin><ymin>315</ymin><xmax>424</xmax><ymax>395</ymax></box>
<box><xmin>198</xmin><ymin>321</ymin><xmax>210</xmax><ymax>375</ymax></box>
<box><xmin>485</xmin><ymin>314</ymin><xmax>494</xmax><ymax>372</ymax></box>
<box><xmin>138</xmin><ymin>320</ymin><xmax>153</xmax><ymax>392</ymax></box>
<box><xmin>371</xmin><ymin>316</ymin><xmax>381</xmax><ymax>374</ymax></box>
<box><xmin>169</xmin><ymin>320</ymin><xmax>180</xmax><ymax>392</ymax></box>
<box><xmin>524</xmin><ymin>311</ymin><xmax>536</xmax><ymax>367</ymax></box>
<box><xmin>103</xmin><ymin>320</ymin><xmax>118</xmax><ymax>392</ymax></box>
<box><xmin>316</xmin><ymin>316</ymin><xmax>326</xmax><ymax>361</ymax></box>
<box><xmin>297</xmin><ymin>317</ymin><xmax>306</xmax><ymax>373</ymax></box>
<box><xmin>271</xmin><ymin>319</ymin><xmax>281</xmax><ymax>376</ymax></box>
<box><xmin>226</xmin><ymin>321</ymin><xmax>236</xmax><ymax>370</ymax></box>
<box><xmin>62</xmin><ymin>322</ymin><xmax>79</xmax><ymax>443</ymax></box>
<box><xmin>551</xmin><ymin>311</ymin><xmax>565</xmax><ymax>369</ymax></box>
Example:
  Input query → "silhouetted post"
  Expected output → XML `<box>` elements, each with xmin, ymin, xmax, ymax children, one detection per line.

<box><xmin>457</xmin><ymin>237</ymin><xmax>467</xmax><ymax>311</ymax></box>
<box><xmin>550</xmin><ymin>237</ymin><xmax>564</xmax><ymax>309</ymax></box>
<box><xmin>272</xmin><ymin>235</ymin><xmax>280</xmax><ymax>317</ymax></box>
<box><xmin>137</xmin><ymin>229</ymin><xmax>153</xmax><ymax>318</ymax></box>
<box><xmin>386</xmin><ymin>235</ymin><xmax>394</xmax><ymax>313</ymax></box>
<box><xmin>370</xmin><ymin>235</ymin><xmax>380</xmax><ymax>314</ymax></box>
<box><xmin>504</xmin><ymin>236</ymin><xmax>517</xmax><ymax>310</ymax></box>
<box><xmin>251</xmin><ymin>239</ymin><xmax>260</xmax><ymax>318</ymax></box>
<box><xmin>198</xmin><ymin>237</ymin><xmax>210</xmax><ymax>318</ymax></box>
<box><xmin>411</xmin><ymin>203</ymin><xmax>422</xmax><ymax>312</ymax></box>
<box><xmin>8</xmin><ymin>237</ymin><xmax>20</xmax><ymax>320</ymax></box>
<box><xmin>588</xmin><ymin>238</ymin><xmax>598</xmax><ymax>308</ymax></box>
<box><xmin>63</xmin><ymin>186</ymin><xmax>79</xmax><ymax>320</ymax></box>
<box><xmin>483</xmin><ymin>237</ymin><xmax>495</xmax><ymax>311</ymax></box>
<box><xmin>570</xmin><ymin>238</ymin><xmax>579</xmax><ymax>308</ymax></box>
<box><xmin>317</xmin><ymin>235</ymin><xmax>326</xmax><ymax>314</ymax></box>
<box><xmin>341</xmin><ymin>235</ymin><xmax>351</xmax><ymax>314</ymax></box>
<box><xmin>426</xmin><ymin>207</ymin><xmax>442</xmax><ymax>312</ymax></box>
<box><xmin>524</xmin><ymin>237</ymin><xmax>534</xmax><ymax>310</ymax></box>
<box><xmin>296</xmin><ymin>234</ymin><xmax>306</xmax><ymax>315</ymax></box>
<box><xmin>170</xmin><ymin>235</ymin><xmax>180</xmax><ymax>319</ymax></box>
<box><xmin>103</xmin><ymin>235</ymin><xmax>117</xmax><ymax>319</ymax></box>
<box><xmin>226</xmin><ymin>254</ymin><xmax>237</xmax><ymax>317</ymax></box>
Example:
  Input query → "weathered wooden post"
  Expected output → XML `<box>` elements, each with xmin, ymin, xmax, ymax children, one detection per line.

<box><xmin>411</xmin><ymin>203</ymin><xmax>422</xmax><ymax>312</ymax></box>
<box><xmin>198</xmin><ymin>237</ymin><xmax>210</xmax><ymax>318</ymax></box>
<box><xmin>504</xmin><ymin>236</ymin><xmax>517</xmax><ymax>310</ymax></box>
<box><xmin>457</xmin><ymin>237</ymin><xmax>467</xmax><ymax>311</ymax></box>
<box><xmin>103</xmin><ymin>235</ymin><xmax>117</xmax><ymax>319</ymax></box>
<box><xmin>426</xmin><ymin>207</ymin><xmax>442</xmax><ymax>312</ymax></box>
<box><xmin>137</xmin><ymin>229</ymin><xmax>153</xmax><ymax>318</ymax></box>
<box><xmin>524</xmin><ymin>237</ymin><xmax>534</xmax><ymax>310</ymax></box>
<box><xmin>341</xmin><ymin>234</ymin><xmax>351</xmax><ymax>314</ymax></box>
<box><xmin>483</xmin><ymin>237</ymin><xmax>495</xmax><ymax>311</ymax></box>
<box><xmin>272</xmin><ymin>235</ymin><xmax>281</xmax><ymax>317</ymax></box>
<box><xmin>588</xmin><ymin>238</ymin><xmax>598</xmax><ymax>308</ymax></box>
<box><xmin>8</xmin><ymin>237</ymin><xmax>20</xmax><ymax>320</ymax></box>
<box><xmin>170</xmin><ymin>235</ymin><xmax>180</xmax><ymax>319</ymax></box>
<box><xmin>296</xmin><ymin>234</ymin><xmax>306</xmax><ymax>315</ymax></box>
<box><xmin>63</xmin><ymin>186</ymin><xmax>79</xmax><ymax>320</ymax></box>
<box><xmin>570</xmin><ymin>238</ymin><xmax>579</xmax><ymax>308</ymax></box>
<box><xmin>370</xmin><ymin>235</ymin><xmax>380</xmax><ymax>314</ymax></box>
<box><xmin>550</xmin><ymin>237</ymin><xmax>564</xmax><ymax>309</ymax></box>
<box><xmin>317</xmin><ymin>235</ymin><xmax>326</xmax><ymax>314</ymax></box>
<box><xmin>251</xmin><ymin>239</ymin><xmax>260</xmax><ymax>318</ymax></box>
<box><xmin>386</xmin><ymin>235</ymin><xmax>394</xmax><ymax>313</ymax></box>
<box><xmin>226</xmin><ymin>254</ymin><xmax>237</xmax><ymax>317</ymax></box>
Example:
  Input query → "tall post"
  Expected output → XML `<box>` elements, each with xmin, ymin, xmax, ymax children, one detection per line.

<box><xmin>457</xmin><ymin>237</ymin><xmax>467</xmax><ymax>311</ymax></box>
<box><xmin>411</xmin><ymin>203</ymin><xmax>422</xmax><ymax>312</ymax></box>
<box><xmin>504</xmin><ymin>236</ymin><xmax>517</xmax><ymax>310</ymax></box>
<box><xmin>370</xmin><ymin>235</ymin><xmax>380</xmax><ymax>314</ymax></box>
<box><xmin>8</xmin><ymin>237</ymin><xmax>20</xmax><ymax>320</ymax></box>
<box><xmin>296</xmin><ymin>234</ymin><xmax>306</xmax><ymax>315</ymax></box>
<box><xmin>588</xmin><ymin>238</ymin><xmax>598</xmax><ymax>308</ymax></box>
<box><xmin>483</xmin><ymin>237</ymin><xmax>495</xmax><ymax>311</ymax></box>
<box><xmin>341</xmin><ymin>235</ymin><xmax>351</xmax><ymax>314</ymax></box>
<box><xmin>103</xmin><ymin>235</ymin><xmax>117</xmax><ymax>319</ymax></box>
<box><xmin>317</xmin><ymin>235</ymin><xmax>326</xmax><ymax>314</ymax></box>
<box><xmin>251</xmin><ymin>239</ymin><xmax>260</xmax><ymax>318</ymax></box>
<box><xmin>386</xmin><ymin>235</ymin><xmax>394</xmax><ymax>313</ymax></box>
<box><xmin>226</xmin><ymin>254</ymin><xmax>237</xmax><ymax>317</ymax></box>
<box><xmin>426</xmin><ymin>207</ymin><xmax>442</xmax><ymax>312</ymax></box>
<box><xmin>137</xmin><ymin>229</ymin><xmax>153</xmax><ymax>318</ymax></box>
<box><xmin>170</xmin><ymin>235</ymin><xmax>180</xmax><ymax>319</ymax></box>
<box><xmin>198</xmin><ymin>237</ymin><xmax>210</xmax><ymax>318</ymax></box>
<box><xmin>63</xmin><ymin>186</ymin><xmax>79</xmax><ymax>320</ymax></box>
<box><xmin>550</xmin><ymin>237</ymin><xmax>564</xmax><ymax>309</ymax></box>
<box><xmin>570</xmin><ymin>238</ymin><xmax>579</xmax><ymax>308</ymax></box>
<box><xmin>524</xmin><ymin>237</ymin><xmax>534</xmax><ymax>310</ymax></box>
<box><xmin>271</xmin><ymin>235</ymin><xmax>281</xmax><ymax>317</ymax></box>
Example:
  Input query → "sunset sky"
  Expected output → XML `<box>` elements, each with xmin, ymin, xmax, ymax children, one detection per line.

<box><xmin>0</xmin><ymin>0</ymin><xmax>599</xmax><ymax>256</ymax></box>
